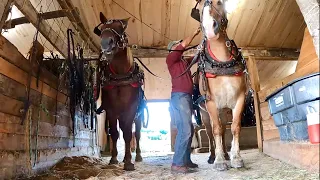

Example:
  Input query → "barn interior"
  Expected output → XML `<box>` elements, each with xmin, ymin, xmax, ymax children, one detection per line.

<box><xmin>0</xmin><ymin>0</ymin><xmax>319</xmax><ymax>179</ymax></box>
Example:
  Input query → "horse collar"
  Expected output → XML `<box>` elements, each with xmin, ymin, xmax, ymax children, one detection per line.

<box><xmin>109</xmin><ymin>63</ymin><xmax>133</xmax><ymax>75</ymax></box>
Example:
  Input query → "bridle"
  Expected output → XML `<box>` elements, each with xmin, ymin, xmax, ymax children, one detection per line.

<box><xmin>93</xmin><ymin>19</ymin><xmax>128</xmax><ymax>55</ymax></box>
<box><xmin>197</xmin><ymin>0</ymin><xmax>236</xmax><ymax>57</ymax></box>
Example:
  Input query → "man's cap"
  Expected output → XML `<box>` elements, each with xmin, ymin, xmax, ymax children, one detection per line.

<box><xmin>167</xmin><ymin>40</ymin><xmax>182</xmax><ymax>51</ymax></box>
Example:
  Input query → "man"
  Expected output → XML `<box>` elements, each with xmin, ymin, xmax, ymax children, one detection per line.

<box><xmin>166</xmin><ymin>27</ymin><xmax>201</xmax><ymax>173</ymax></box>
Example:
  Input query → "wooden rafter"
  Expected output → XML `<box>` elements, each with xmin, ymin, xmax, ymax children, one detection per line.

<box><xmin>2</xmin><ymin>9</ymin><xmax>68</xmax><ymax>29</ymax></box>
<box><xmin>0</xmin><ymin>0</ymin><xmax>14</xmax><ymax>31</ymax></box>
<box><xmin>14</xmin><ymin>0</ymin><xmax>68</xmax><ymax>58</ymax></box>
<box><xmin>56</xmin><ymin>0</ymin><xmax>99</xmax><ymax>53</ymax></box>
<box><xmin>130</xmin><ymin>46</ymin><xmax>300</xmax><ymax>60</ymax></box>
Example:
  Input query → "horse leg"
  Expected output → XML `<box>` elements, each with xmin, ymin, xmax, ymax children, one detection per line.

<box><xmin>219</xmin><ymin>108</ymin><xmax>230</xmax><ymax>160</ymax></box>
<box><xmin>230</xmin><ymin>94</ymin><xmax>245</xmax><ymax>168</ymax></box>
<box><xmin>206</xmin><ymin>100</ymin><xmax>228</xmax><ymax>171</ymax></box>
<box><xmin>134</xmin><ymin>115</ymin><xmax>143</xmax><ymax>162</ymax></box>
<box><xmin>200</xmin><ymin>108</ymin><xmax>215</xmax><ymax>164</ymax></box>
<box><xmin>119</xmin><ymin>111</ymin><xmax>136</xmax><ymax>171</ymax></box>
<box><xmin>108</xmin><ymin>114</ymin><xmax>119</xmax><ymax>164</ymax></box>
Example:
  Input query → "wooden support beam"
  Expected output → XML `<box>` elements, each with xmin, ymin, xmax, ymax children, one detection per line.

<box><xmin>296</xmin><ymin>0</ymin><xmax>319</xmax><ymax>59</ymax></box>
<box><xmin>0</xmin><ymin>0</ymin><xmax>13</xmax><ymax>31</ymax></box>
<box><xmin>56</xmin><ymin>0</ymin><xmax>99</xmax><ymax>53</ymax></box>
<box><xmin>14</xmin><ymin>0</ymin><xmax>68</xmax><ymax>58</ymax></box>
<box><xmin>128</xmin><ymin>46</ymin><xmax>299</xmax><ymax>60</ymax></box>
<box><xmin>246</xmin><ymin>56</ymin><xmax>263</xmax><ymax>152</ymax></box>
<box><xmin>2</xmin><ymin>9</ymin><xmax>68</xmax><ymax>29</ymax></box>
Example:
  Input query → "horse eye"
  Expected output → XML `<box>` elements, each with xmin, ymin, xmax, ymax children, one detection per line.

<box><xmin>217</xmin><ymin>1</ymin><xmax>223</xmax><ymax>5</ymax></box>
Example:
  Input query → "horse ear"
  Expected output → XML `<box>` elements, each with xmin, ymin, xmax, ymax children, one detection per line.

<box><xmin>100</xmin><ymin>12</ymin><xmax>107</xmax><ymax>23</ymax></box>
<box><xmin>121</xmin><ymin>17</ymin><xmax>130</xmax><ymax>30</ymax></box>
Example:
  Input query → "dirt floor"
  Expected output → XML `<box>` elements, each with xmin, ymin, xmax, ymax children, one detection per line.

<box><xmin>23</xmin><ymin>149</ymin><xmax>319</xmax><ymax>180</ymax></box>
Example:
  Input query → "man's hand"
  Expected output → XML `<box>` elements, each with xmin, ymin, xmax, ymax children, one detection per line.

<box><xmin>181</xmin><ymin>27</ymin><xmax>202</xmax><ymax>48</ymax></box>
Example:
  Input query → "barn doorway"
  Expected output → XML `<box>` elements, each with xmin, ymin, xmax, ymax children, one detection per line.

<box><xmin>139</xmin><ymin>101</ymin><xmax>172</xmax><ymax>155</ymax></box>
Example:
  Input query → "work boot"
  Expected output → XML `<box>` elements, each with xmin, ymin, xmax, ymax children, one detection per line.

<box><xmin>186</xmin><ymin>162</ymin><xmax>198</xmax><ymax>168</ymax></box>
<box><xmin>171</xmin><ymin>165</ymin><xmax>188</xmax><ymax>174</ymax></box>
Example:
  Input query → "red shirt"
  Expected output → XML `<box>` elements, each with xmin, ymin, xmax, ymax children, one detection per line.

<box><xmin>166</xmin><ymin>44</ymin><xmax>193</xmax><ymax>95</ymax></box>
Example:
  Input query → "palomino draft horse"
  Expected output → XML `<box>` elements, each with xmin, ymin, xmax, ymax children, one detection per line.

<box><xmin>194</xmin><ymin>0</ymin><xmax>248</xmax><ymax>171</ymax></box>
<box><xmin>93</xmin><ymin>12</ymin><xmax>147</xmax><ymax>171</ymax></box>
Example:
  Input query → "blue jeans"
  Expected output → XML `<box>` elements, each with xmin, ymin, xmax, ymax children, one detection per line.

<box><xmin>170</xmin><ymin>92</ymin><xmax>194</xmax><ymax>166</ymax></box>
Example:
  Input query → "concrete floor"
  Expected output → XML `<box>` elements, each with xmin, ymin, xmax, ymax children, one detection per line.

<box><xmin>26</xmin><ymin>149</ymin><xmax>319</xmax><ymax>180</ymax></box>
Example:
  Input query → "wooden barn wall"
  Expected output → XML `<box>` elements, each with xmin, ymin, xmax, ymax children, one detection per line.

<box><xmin>256</xmin><ymin>28</ymin><xmax>319</xmax><ymax>172</ymax></box>
<box><xmin>296</xmin><ymin>28</ymin><xmax>319</xmax><ymax>71</ymax></box>
<box><xmin>258</xmin><ymin>27</ymin><xmax>319</xmax><ymax>142</ymax></box>
<box><xmin>0</xmin><ymin>35</ymin><xmax>99</xmax><ymax>179</ymax></box>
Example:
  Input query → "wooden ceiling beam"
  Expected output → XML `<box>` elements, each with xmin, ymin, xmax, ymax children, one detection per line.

<box><xmin>2</xmin><ymin>9</ymin><xmax>68</xmax><ymax>29</ymax></box>
<box><xmin>129</xmin><ymin>46</ymin><xmax>300</xmax><ymax>60</ymax></box>
<box><xmin>56</xmin><ymin>0</ymin><xmax>100</xmax><ymax>53</ymax></box>
<box><xmin>0</xmin><ymin>0</ymin><xmax>14</xmax><ymax>31</ymax></box>
<box><xmin>14</xmin><ymin>0</ymin><xmax>68</xmax><ymax>58</ymax></box>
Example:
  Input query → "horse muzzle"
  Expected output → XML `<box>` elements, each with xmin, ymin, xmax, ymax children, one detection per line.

<box><xmin>101</xmin><ymin>38</ymin><xmax>116</xmax><ymax>55</ymax></box>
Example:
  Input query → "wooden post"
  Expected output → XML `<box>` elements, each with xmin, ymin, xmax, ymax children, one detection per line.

<box><xmin>246</xmin><ymin>56</ymin><xmax>263</xmax><ymax>152</ymax></box>
<box><xmin>0</xmin><ymin>0</ymin><xmax>13</xmax><ymax>31</ymax></box>
<box><xmin>296</xmin><ymin>0</ymin><xmax>320</xmax><ymax>59</ymax></box>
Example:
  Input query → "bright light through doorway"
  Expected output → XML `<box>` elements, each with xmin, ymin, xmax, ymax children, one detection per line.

<box><xmin>139</xmin><ymin>101</ymin><xmax>172</xmax><ymax>154</ymax></box>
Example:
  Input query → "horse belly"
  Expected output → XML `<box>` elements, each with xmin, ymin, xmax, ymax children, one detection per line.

<box><xmin>104</xmin><ymin>86</ymin><xmax>139</xmax><ymax>114</ymax></box>
<box><xmin>208</xmin><ymin>76</ymin><xmax>245</xmax><ymax>110</ymax></box>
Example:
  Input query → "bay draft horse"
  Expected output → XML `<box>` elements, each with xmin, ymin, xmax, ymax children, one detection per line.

<box><xmin>93</xmin><ymin>12</ymin><xmax>146</xmax><ymax>171</ymax></box>
<box><xmin>194</xmin><ymin>0</ymin><xmax>249</xmax><ymax>171</ymax></box>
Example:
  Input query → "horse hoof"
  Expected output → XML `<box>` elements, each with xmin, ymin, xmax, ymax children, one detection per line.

<box><xmin>124</xmin><ymin>162</ymin><xmax>135</xmax><ymax>171</ymax></box>
<box><xmin>207</xmin><ymin>156</ymin><xmax>215</xmax><ymax>164</ymax></box>
<box><xmin>213</xmin><ymin>162</ymin><xmax>228</xmax><ymax>171</ymax></box>
<box><xmin>135</xmin><ymin>155</ymin><xmax>143</xmax><ymax>162</ymax></box>
<box><xmin>231</xmin><ymin>159</ymin><xmax>244</xmax><ymax>168</ymax></box>
<box><xmin>109</xmin><ymin>158</ymin><xmax>119</xmax><ymax>165</ymax></box>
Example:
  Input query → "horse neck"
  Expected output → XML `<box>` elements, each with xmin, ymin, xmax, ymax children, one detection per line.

<box><xmin>207</xmin><ymin>34</ymin><xmax>232</xmax><ymax>62</ymax></box>
<box><xmin>110</xmin><ymin>48</ymin><xmax>133</xmax><ymax>74</ymax></box>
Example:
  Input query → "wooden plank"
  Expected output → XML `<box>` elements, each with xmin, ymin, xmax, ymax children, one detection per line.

<box><xmin>263</xmin><ymin>129</ymin><xmax>279</xmax><ymax>141</ymax></box>
<box><xmin>263</xmin><ymin>139</ymin><xmax>319</xmax><ymax>172</ymax></box>
<box><xmin>247</xmin><ymin>56</ymin><xmax>263</xmax><ymax>151</ymax></box>
<box><xmin>0</xmin><ymin>93</ymin><xmax>23</xmax><ymax>117</ymax></box>
<box><xmin>140</xmin><ymin>0</ymin><xmax>153</xmax><ymax>46</ymax></box>
<box><xmin>262</xmin><ymin>119</ymin><xmax>277</xmax><ymax>131</ymax></box>
<box><xmin>2</xmin><ymin>9</ymin><xmax>68</xmax><ymax>29</ymax></box>
<box><xmin>169</xmin><ymin>0</ymin><xmax>181</xmax><ymax>41</ymax></box>
<box><xmin>0</xmin><ymin>0</ymin><xmax>13</xmax><ymax>31</ymax></box>
<box><xmin>0</xmin><ymin>133</ymin><xmax>91</xmax><ymax>151</ymax></box>
<box><xmin>296</xmin><ymin>28</ymin><xmax>318</xmax><ymax>71</ymax></box>
<box><xmin>0</xmin><ymin>35</ymin><xmax>68</xmax><ymax>94</ymax></box>
<box><xmin>14</xmin><ymin>0</ymin><xmax>68</xmax><ymax>58</ymax></box>
<box><xmin>260</xmin><ymin>101</ymin><xmax>272</xmax><ymax>121</ymax></box>
<box><xmin>0</xmin><ymin>57</ymin><xmax>67</xmax><ymax>103</ymax></box>
<box><xmin>258</xmin><ymin>59</ymin><xmax>319</xmax><ymax>102</ymax></box>
<box><xmin>128</xmin><ymin>46</ymin><xmax>300</xmax><ymax>59</ymax></box>
<box><xmin>296</xmin><ymin>0</ymin><xmax>320</xmax><ymax>58</ymax></box>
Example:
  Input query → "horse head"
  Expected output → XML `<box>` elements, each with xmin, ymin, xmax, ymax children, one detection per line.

<box><xmin>201</xmin><ymin>0</ymin><xmax>228</xmax><ymax>40</ymax></box>
<box><xmin>94</xmin><ymin>12</ymin><xmax>130</xmax><ymax>60</ymax></box>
